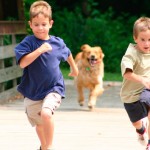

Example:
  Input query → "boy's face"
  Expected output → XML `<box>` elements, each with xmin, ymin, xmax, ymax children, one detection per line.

<box><xmin>134</xmin><ymin>30</ymin><xmax>150</xmax><ymax>53</ymax></box>
<box><xmin>29</xmin><ymin>14</ymin><xmax>53</xmax><ymax>40</ymax></box>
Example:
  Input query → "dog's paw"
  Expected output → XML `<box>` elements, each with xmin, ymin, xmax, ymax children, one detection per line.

<box><xmin>88</xmin><ymin>100</ymin><xmax>95</xmax><ymax>110</ymax></box>
<box><xmin>88</xmin><ymin>105</ymin><xmax>94</xmax><ymax>110</ymax></box>
<box><xmin>79</xmin><ymin>101</ymin><xmax>84</xmax><ymax>106</ymax></box>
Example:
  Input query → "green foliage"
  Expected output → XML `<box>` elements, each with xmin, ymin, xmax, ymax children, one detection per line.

<box><xmin>61</xmin><ymin>67</ymin><xmax>122</xmax><ymax>81</ymax></box>
<box><xmin>103</xmin><ymin>72</ymin><xmax>122</xmax><ymax>82</ymax></box>
<box><xmin>51</xmin><ymin>8</ymin><xmax>85</xmax><ymax>56</ymax></box>
<box><xmin>51</xmin><ymin>7</ymin><xmax>137</xmax><ymax>73</ymax></box>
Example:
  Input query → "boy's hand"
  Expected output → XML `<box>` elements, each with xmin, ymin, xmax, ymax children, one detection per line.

<box><xmin>38</xmin><ymin>42</ymin><xmax>52</xmax><ymax>54</ymax></box>
<box><xmin>68</xmin><ymin>67</ymin><xmax>79</xmax><ymax>77</ymax></box>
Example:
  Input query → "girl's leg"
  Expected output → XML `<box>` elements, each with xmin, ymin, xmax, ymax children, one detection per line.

<box><xmin>36</xmin><ymin>124</ymin><xmax>46</xmax><ymax>150</ymax></box>
<box><xmin>41</xmin><ymin>108</ymin><xmax>54</xmax><ymax>150</ymax></box>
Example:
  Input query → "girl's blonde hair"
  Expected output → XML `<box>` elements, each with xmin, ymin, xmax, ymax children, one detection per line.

<box><xmin>29</xmin><ymin>0</ymin><xmax>52</xmax><ymax>20</ymax></box>
<box><xmin>133</xmin><ymin>17</ymin><xmax>150</xmax><ymax>38</ymax></box>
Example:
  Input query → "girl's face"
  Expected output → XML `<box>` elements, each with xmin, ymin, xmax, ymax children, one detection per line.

<box><xmin>134</xmin><ymin>30</ymin><xmax>150</xmax><ymax>53</ymax></box>
<box><xmin>29</xmin><ymin>14</ymin><xmax>53</xmax><ymax>40</ymax></box>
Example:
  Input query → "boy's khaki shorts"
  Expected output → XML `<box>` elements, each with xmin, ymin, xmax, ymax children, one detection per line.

<box><xmin>24</xmin><ymin>92</ymin><xmax>61</xmax><ymax>126</ymax></box>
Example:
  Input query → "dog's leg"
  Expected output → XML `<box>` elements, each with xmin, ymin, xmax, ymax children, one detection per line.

<box><xmin>77</xmin><ymin>84</ymin><xmax>84</xmax><ymax>106</ymax></box>
<box><xmin>88</xmin><ymin>85</ymin><xmax>104</xmax><ymax>109</ymax></box>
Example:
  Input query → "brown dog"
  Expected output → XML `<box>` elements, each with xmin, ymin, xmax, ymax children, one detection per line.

<box><xmin>74</xmin><ymin>44</ymin><xmax>104</xmax><ymax>109</ymax></box>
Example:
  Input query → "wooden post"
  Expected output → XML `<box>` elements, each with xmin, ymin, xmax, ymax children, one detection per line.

<box><xmin>0</xmin><ymin>35</ymin><xmax>5</xmax><ymax>92</ymax></box>
<box><xmin>12</xmin><ymin>34</ymin><xmax>17</xmax><ymax>87</ymax></box>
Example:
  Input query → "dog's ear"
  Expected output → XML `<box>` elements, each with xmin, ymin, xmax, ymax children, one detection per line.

<box><xmin>80</xmin><ymin>44</ymin><xmax>91</xmax><ymax>51</ymax></box>
<box><xmin>96</xmin><ymin>46</ymin><xmax>104</xmax><ymax>59</ymax></box>
<box><xmin>102</xmin><ymin>53</ymin><xmax>104</xmax><ymax>58</ymax></box>
<box><xmin>99</xmin><ymin>47</ymin><xmax>104</xmax><ymax>58</ymax></box>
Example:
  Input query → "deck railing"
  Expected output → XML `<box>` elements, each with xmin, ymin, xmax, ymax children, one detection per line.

<box><xmin>0</xmin><ymin>34</ymin><xmax>23</xmax><ymax>103</ymax></box>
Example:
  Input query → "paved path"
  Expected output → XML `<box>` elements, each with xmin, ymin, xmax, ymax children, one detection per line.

<box><xmin>0</xmin><ymin>80</ymin><xmax>145</xmax><ymax>150</ymax></box>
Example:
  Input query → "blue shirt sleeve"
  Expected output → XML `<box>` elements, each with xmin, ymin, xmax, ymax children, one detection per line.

<box><xmin>14</xmin><ymin>36</ymin><xmax>32</xmax><ymax>64</ymax></box>
<box><xmin>55</xmin><ymin>37</ymin><xmax>71</xmax><ymax>62</ymax></box>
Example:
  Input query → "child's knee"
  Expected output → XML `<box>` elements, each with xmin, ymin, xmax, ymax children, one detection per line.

<box><xmin>41</xmin><ymin>108</ymin><xmax>53</xmax><ymax>119</ymax></box>
<box><xmin>132</xmin><ymin>117</ymin><xmax>148</xmax><ymax>129</ymax></box>
<box><xmin>132</xmin><ymin>120</ymin><xmax>143</xmax><ymax>128</ymax></box>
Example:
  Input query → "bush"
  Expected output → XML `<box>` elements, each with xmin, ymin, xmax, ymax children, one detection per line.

<box><xmin>25</xmin><ymin>2</ymin><xmax>138</xmax><ymax>74</ymax></box>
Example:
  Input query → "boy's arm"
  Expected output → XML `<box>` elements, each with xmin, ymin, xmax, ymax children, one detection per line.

<box><xmin>124</xmin><ymin>68</ymin><xmax>150</xmax><ymax>89</ymax></box>
<box><xmin>67</xmin><ymin>54</ymin><xmax>78</xmax><ymax>77</ymax></box>
<box><xmin>19</xmin><ymin>43</ymin><xmax>52</xmax><ymax>68</ymax></box>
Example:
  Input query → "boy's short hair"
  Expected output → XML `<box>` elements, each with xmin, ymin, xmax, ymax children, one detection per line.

<box><xmin>29</xmin><ymin>0</ymin><xmax>52</xmax><ymax>20</ymax></box>
<box><xmin>133</xmin><ymin>17</ymin><xmax>150</xmax><ymax>38</ymax></box>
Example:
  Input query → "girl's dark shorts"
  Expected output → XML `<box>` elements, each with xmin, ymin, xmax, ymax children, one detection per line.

<box><xmin>124</xmin><ymin>101</ymin><xmax>148</xmax><ymax>123</ymax></box>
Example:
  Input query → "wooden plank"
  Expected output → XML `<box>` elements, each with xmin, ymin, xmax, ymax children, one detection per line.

<box><xmin>17</xmin><ymin>0</ymin><xmax>25</xmax><ymax>20</ymax></box>
<box><xmin>0</xmin><ymin>44</ymin><xmax>17</xmax><ymax>59</ymax></box>
<box><xmin>0</xmin><ymin>86</ymin><xmax>20</xmax><ymax>104</ymax></box>
<box><xmin>0</xmin><ymin>35</ymin><xmax>4</xmax><ymax>46</ymax></box>
<box><xmin>0</xmin><ymin>21</ymin><xmax>26</xmax><ymax>35</ymax></box>
<box><xmin>0</xmin><ymin>66</ymin><xmax>22</xmax><ymax>83</ymax></box>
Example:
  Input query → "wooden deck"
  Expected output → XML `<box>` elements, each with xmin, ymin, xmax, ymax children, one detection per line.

<box><xmin>0</xmin><ymin>81</ymin><xmax>145</xmax><ymax>150</ymax></box>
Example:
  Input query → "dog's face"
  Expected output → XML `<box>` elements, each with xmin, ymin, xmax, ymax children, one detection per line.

<box><xmin>81</xmin><ymin>44</ymin><xmax>104</xmax><ymax>67</ymax></box>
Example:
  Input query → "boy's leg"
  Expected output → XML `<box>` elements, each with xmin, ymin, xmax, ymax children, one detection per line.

<box><xmin>24</xmin><ymin>98</ymin><xmax>46</xmax><ymax>149</ymax></box>
<box><xmin>41</xmin><ymin>92</ymin><xmax>61</xmax><ymax>149</ymax></box>
<box><xmin>24</xmin><ymin>93</ymin><xmax>61</xmax><ymax>150</ymax></box>
<box><xmin>132</xmin><ymin>117</ymin><xmax>148</xmax><ymax>146</ymax></box>
<box><xmin>36</xmin><ymin>124</ymin><xmax>46</xmax><ymax>150</ymax></box>
<box><xmin>146</xmin><ymin>111</ymin><xmax>150</xmax><ymax>150</ymax></box>
<box><xmin>41</xmin><ymin>108</ymin><xmax>54</xmax><ymax>149</ymax></box>
<box><xmin>132</xmin><ymin>118</ymin><xmax>147</xmax><ymax>130</ymax></box>
<box><xmin>124</xmin><ymin>101</ymin><xmax>148</xmax><ymax>145</ymax></box>
<box><xmin>132</xmin><ymin>119</ymin><xmax>143</xmax><ymax>129</ymax></box>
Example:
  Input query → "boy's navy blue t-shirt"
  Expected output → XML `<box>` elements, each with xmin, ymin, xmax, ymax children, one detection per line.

<box><xmin>14</xmin><ymin>35</ymin><xmax>71</xmax><ymax>100</ymax></box>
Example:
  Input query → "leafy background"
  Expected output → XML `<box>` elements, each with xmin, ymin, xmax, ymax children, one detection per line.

<box><xmin>23</xmin><ymin>0</ymin><xmax>150</xmax><ymax>75</ymax></box>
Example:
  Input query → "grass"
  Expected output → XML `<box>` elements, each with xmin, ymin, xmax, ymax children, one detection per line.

<box><xmin>103</xmin><ymin>72</ymin><xmax>122</xmax><ymax>81</ymax></box>
<box><xmin>61</xmin><ymin>67</ymin><xmax>123</xmax><ymax>81</ymax></box>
